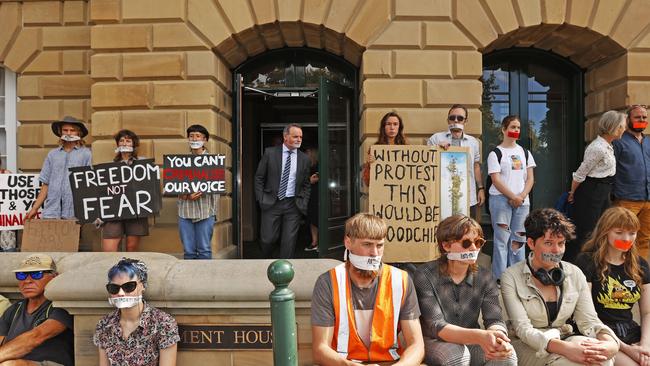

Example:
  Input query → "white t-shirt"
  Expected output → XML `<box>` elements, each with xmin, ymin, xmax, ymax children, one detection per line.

<box><xmin>487</xmin><ymin>145</ymin><xmax>536</xmax><ymax>205</ymax></box>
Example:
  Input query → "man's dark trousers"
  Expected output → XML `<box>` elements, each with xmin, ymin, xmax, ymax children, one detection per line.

<box><xmin>260</xmin><ymin>197</ymin><xmax>302</xmax><ymax>258</ymax></box>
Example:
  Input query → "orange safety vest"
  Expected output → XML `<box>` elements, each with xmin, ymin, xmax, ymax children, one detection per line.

<box><xmin>329</xmin><ymin>263</ymin><xmax>407</xmax><ymax>362</ymax></box>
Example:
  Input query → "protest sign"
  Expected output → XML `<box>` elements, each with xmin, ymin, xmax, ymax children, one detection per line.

<box><xmin>0</xmin><ymin>174</ymin><xmax>42</xmax><ymax>230</ymax></box>
<box><xmin>162</xmin><ymin>154</ymin><xmax>227</xmax><ymax>195</ymax></box>
<box><xmin>68</xmin><ymin>159</ymin><xmax>162</xmax><ymax>224</ymax></box>
<box><xmin>367</xmin><ymin>145</ymin><xmax>471</xmax><ymax>263</ymax></box>
<box><xmin>22</xmin><ymin>219</ymin><xmax>80</xmax><ymax>252</ymax></box>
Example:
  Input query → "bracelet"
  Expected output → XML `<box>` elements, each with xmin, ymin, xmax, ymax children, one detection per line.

<box><xmin>477</xmin><ymin>186</ymin><xmax>484</xmax><ymax>190</ymax></box>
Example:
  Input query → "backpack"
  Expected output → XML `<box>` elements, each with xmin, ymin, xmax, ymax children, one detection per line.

<box><xmin>485</xmin><ymin>146</ymin><xmax>531</xmax><ymax>215</ymax></box>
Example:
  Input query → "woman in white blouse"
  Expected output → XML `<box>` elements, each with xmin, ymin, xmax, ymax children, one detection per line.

<box><xmin>565</xmin><ymin>110</ymin><xmax>626</xmax><ymax>262</ymax></box>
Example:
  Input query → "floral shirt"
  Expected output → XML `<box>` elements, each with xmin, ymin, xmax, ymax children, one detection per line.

<box><xmin>93</xmin><ymin>303</ymin><xmax>180</xmax><ymax>366</ymax></box>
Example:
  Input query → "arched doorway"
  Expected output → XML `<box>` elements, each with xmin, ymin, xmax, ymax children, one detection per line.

<box><xmin>481</xmin><ymin>48</ymin><xmax>584</xmax><ymax>212</ymax></box>
<box><xmin>233</xmin><ymin>48</ymin><xmax>359</xmax><ymax>258</ymax></box>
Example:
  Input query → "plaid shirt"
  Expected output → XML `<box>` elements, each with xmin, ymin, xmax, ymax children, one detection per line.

<box><xmin>177</xmin><ymin>150</ymin><xmax>219</xmax><ymax>221</ymax></box>
<box><xmin>414</xmin><ymin>259</ymin><xmax>508</xmax><ymax>340</ymax></box>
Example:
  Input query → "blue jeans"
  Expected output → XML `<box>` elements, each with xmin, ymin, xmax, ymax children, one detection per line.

<box><xmin>178</xmin><ymin>216</ymin><xmax>215</xmax><ymax>259</ymax></box>
<box><xmin>489</xmin><ymin>194</ymin><xmax>528</xmax><ymax>280</ymax></box>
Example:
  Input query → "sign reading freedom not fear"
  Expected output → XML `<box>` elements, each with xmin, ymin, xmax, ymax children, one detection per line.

<box><xmin>69</xmin><ymin>159</ymin><xmax>162</xmax><ymax>224</ymax></box>
<box><xmin>163</xmin><ymin>154</ymin><xmax>227</xmax><ymax>195</ymax></box>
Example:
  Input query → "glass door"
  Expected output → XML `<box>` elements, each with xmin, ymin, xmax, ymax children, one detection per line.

<box><xmin>482</xmin><ymin>49</ymin><xmax>583</xmax><ymax>213</ymax></box>
<box><xmin>317</xmin><ymin>77</ymin><xmax>354</xmax><ymax>255</ymax></box>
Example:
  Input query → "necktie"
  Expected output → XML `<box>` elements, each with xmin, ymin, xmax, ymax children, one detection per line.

<box><xmin>278</xmin><ymin>150</ymin><xmax>292</xmax><ymax>200</ymax></box>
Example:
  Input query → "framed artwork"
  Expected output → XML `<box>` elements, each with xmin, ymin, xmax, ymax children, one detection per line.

<box><xmin>439</xmin><ymin>147</ymin><xmax>470</xmax><ymax>220</ymax></box>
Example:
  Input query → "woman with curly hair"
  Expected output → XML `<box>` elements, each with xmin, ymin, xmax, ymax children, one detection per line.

<box><xmin>576</xmin><ymin>207</ymin><xmax>650</xmax><ymax>365</ymax></box>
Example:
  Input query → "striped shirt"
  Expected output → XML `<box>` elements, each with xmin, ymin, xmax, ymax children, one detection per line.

<box><xmin>177</xmin><ymin>150</ymin><xmax>219</xmax><ymax>222</ymax></box>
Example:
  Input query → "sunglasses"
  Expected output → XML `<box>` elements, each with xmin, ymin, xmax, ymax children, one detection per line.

<box><xmin>448</xmin><ymin>115</ymin><xmax>466</xmax><ymax>122</ymax></box>
<box><xmin>15</xmin><ymin>271</ymin><xmax>52</xmax><ymax>281</ymax></box>
<box><xmin>458</xmin><ymin>238</ymin><xmax>486</xmax><ymax>249</ymax></box>
<box><xmin>106</xmin><ymin>281</ymin><xmax>138</xmax><ymax>295</ymax></box>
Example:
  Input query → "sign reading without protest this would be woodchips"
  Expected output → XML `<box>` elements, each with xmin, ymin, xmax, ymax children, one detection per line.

<box><xmin>367</xmin><ymin>145</ymin><xmax>471</xmax><ymax>263</ymax></box>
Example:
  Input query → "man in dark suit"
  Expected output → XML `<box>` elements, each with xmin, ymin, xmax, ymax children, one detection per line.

<box><xmin>255</xmin><ymin>123</ymin><xmax>312</xmax><ymax>258</ymax></box>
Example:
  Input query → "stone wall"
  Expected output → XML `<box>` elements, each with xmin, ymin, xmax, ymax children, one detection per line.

<box><xmin>0</xmin><ymin>252</ymin><xmax>339</xmax><ymax>365</ymax></box>
<box><xmin>2</xmin><ymin>0</ymin><xmax>650</xmax><ymax>253</ymax></box>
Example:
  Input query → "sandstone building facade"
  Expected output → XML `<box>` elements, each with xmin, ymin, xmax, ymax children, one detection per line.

<box><xmin>0</xmin><ymin>0</ymin><xmax>648</xmax><ymax>257</ymax></box>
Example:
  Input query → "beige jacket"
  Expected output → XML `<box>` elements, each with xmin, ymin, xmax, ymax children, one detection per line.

<box><xmin>0</xmin><ymin>295</ymin><xmax>10</xmax><ymax>317</ymax></box>
<box><xmin>501</xmin><ymin>260</ymin><xmax>618</xmax><ymax>358</ymax></box>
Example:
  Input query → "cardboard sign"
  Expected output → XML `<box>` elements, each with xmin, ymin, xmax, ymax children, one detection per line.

<box><xmin>0</xmin><ymin>174</ymin><xmax>42</xmax><ymax>230</ymax></box>
<box><xmin>162</xmin><ymin>154</ymin><xmax>227</xmax><ymax>195</ymax></box>
<box><xmin>21</xmin><ymin>219</ymin><xmax>80</xmax><ymax>252</ymax></box>
<box><xmin>68</xmin><ymin>159</ymin><xmax>162</xmax><ymax>224</ymax></box>
<box><xmin>368</xmin><ymin>145</ymin><xmax>471</xmax><ymax>263</ymax></box>
<box><xmin>178</xmin><ymin>324</ymin><xmax>272</xmax><ymax>350</ymax></box>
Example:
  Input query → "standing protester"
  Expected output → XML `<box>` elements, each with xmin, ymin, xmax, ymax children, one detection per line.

<box><xmin>487</xmin><ymin>115</ymin><xmax>536</xmax><ymax>280</ymax></box>
<box><xmin>102</xmin><ymin>130</ymin><xmax>149</xmax><ymax>252</ymax></box>
<box><xmin>0</xmin><ymin>254</ymin><xmax>74</xmax><ymax>365</ymax></box>
<box><xmin>254</xmin><ymin>123</ymin><xmax>311</xmax><ymax>259</ymax></box>
<box><xmin>501</xmin><ymin>209</ymin><xmax>619</xmax><ymax>366</ymax></box>
<box><xmin>0</xmin><ymin>160</ymin><xmax>16</xmax><ymax>252</ymax></box>
<box><xmin>178</xmin><ymin>124</ymin><xmax>219</xmax><ymax>259</ymax></box>
<box><xmin>311</xmin><ymin>213</ymin><xmax>424</xmax><ymax>365</ymax></box>
<box><xmin>26</xmin><ymin>116</ymin><xmax>92</xmax><ymax>220</ymax></box>
<box><xmin>362</xmin><ymin>112</ymin><xmax>407</xmax><ymax>187</ymax></box>
<box><xmin>613</xmin><ymin>105</ymin><xmax>650</xmax><ymax>260</ymax></box>
<box><xmin>94</xmin><ymin>258</ymin><xmax>179</xmax><ymax>366</ymax></box>
<box><xmin>427</xmin><ymin>105</ymin><xmax>485</xmax><ymax>218</ymax></box>
<box><xmin>414</xmin><ymin>215</ymin><xmax>516</xmax><ymax>366</ymax></box>
<box><xmin>566</xmin><ymin>111</ymin><xmax>626</xmax><ymax>263</ymax></box>
<box><xmin>576</xmin><ymin>207</ymin><xmax>650</xmax><ymax>366</ymax></box>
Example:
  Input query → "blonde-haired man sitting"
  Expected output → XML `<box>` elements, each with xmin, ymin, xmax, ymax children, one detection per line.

<box><xmin>311</xmin><ymin>213</ymin><xmax>424</xmax><ymax>365</ymax></box>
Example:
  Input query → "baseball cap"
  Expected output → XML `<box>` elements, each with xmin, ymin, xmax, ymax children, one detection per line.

<box><xmin>12</xmin><ymin>254</ymin><xmax>57</xmax><ymax>273</ymax></box>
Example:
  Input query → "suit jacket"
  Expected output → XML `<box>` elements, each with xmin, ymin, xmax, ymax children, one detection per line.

<box><xmin>254</xmin><ymin>145</ymin><xmax>312</xmax><ymax>215</ymax></box>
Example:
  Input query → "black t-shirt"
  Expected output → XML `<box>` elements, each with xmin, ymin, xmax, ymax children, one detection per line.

<box><xmin>576</xmin><ymin>253</ymin><xmax>650</xmax><ymax>325</ymax></box>
<box><xmin>0</xmin><ymin>299</ymin><xmax>74</xmax><ymax>366</ymax></box>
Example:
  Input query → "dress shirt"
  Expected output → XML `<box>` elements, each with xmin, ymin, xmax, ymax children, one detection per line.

<box><xmin>613</xmin><ymin>131</ymin><xmax>650</xmax><ymax>200</ymax></box>
<box><xmin>280</xmin><ymin>144</ymin><xmax>298</xmax><ymax>198</ymax></box>
<box><xmin>572</xmin><ymin>135</ymin><xmax>615</xmax><ymax>182</ymax></box>
<box><xmin>39</xmin><ymin>145</ymin><xmax>92</xmax><ymax>219</ymax></box>
<box><xmin>427</xmin><ymin>131</ymin><xmax>481</xmax><ymax>206</ymax></box>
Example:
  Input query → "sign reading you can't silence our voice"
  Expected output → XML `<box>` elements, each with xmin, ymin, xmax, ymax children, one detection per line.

<box><xmin>162</xmin><ymin>154</ymin><xmax>226</xmax><ymax>195</ymax></box>
<box><xmin>69</xmin><ymin>160</ymin><xmax>162</xmax><ymax>224</ymax></box>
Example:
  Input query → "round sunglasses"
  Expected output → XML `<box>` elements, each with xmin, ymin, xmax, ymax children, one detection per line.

<box><xmin>457</xmin><ymin>238</ymin><xmax>486</xmax><ymax>249</ymax></box>
<box><xmin>15</xmin><ymin>271</ymin><xmax>53</xmax><ymax>281</ymax></box>
<box><xmin>448</xmin><ymin>115</ymin><xmax>466</xmax><ymax>122</ymax></box>
<box><xmin>106</xmin><ymin>281</ymin><xmax>138</xmax><ymax>295</ymax></box>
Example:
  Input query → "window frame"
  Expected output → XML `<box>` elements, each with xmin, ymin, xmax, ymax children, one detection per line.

<box><xmin>0</xmin><ymin>67</ymin><xmax>17</xmax><ymax>172</ymax></box>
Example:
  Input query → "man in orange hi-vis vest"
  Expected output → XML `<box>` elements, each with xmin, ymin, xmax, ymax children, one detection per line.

<box><xmin>311</xmin><ymin>213</ymin><xmax>425</xmax><ymax>365</ymax></box>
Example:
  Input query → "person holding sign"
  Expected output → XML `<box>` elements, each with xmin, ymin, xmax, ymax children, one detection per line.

<box><xmin>94</xmin><ymin>258</ymin><xmax>179</xmax><ymax>366</ymax></box>
<box><xmin>0</xmin><ymin>254</ymin><xmax>74</xmax><ymax>365</ymax></box>
<box><xmin>254</xmin><ymin>123</ymin><xmax>311</xmax><ymax>259</ymax></box>
<box><xmin>487</xmin><ymin>115</ymin><xmax>536</xmax><ymax>281</ymax></box>
<box><xmin>501</xmin><ymin>209</ymin><xmax>619</xmax><ymax>366</ymax></box>
<box><xmin>362</xmin><ymin>112</ymin><xmax>408</xmax><ymax>187</ymax></box>
<box><xmin>102</xmin><ymin>130</ymin><xmax>150</xmax><ymax>252</ymax></box>
<box><xmin>26</xmin><ymin>116</ymin><xmax>92</xmax><ymax>220</ymax></box>
<box><xmin>177</xmin><ymin>124</ymin><xmax>219</xmax><ymax>259</ymax></box>
<box><xmin>311</xmin><ymin>213</ymin><xmax>424</xmax><ymax>365</ymax></box>
<box><xmin>414</xmin><ymin>215</ymin><xmax>516</xmax><ymax>366</ymax></box>
<box><xmin>427</xmin><ymin>104</ymin><xmax>484</xmax><ymax>218</ymax></box>
<box><xmin>575</xmin><ymin>207</ymin><xmax>650</xmax><ymax>366</ymax></box>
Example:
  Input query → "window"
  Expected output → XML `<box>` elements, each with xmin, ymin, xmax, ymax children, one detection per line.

<box><xmin>0</xmin><ymin>67</ymin><xmax>17</xmax><ymax>172</ymax></box>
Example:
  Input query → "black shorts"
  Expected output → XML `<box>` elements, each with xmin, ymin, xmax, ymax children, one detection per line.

<box><xmin>102</xmin><ymin>218</ymin><xmax>149</xmax><ymax>238</ymax></box>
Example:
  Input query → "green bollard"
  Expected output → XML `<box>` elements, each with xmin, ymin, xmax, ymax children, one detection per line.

<box><xmin>268</xmin><ymin>259</ymin><xmax>298</xmax><ymax>366</ymax></box>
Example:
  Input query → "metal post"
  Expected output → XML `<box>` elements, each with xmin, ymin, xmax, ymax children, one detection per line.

<box><xmin>267</xmin><ymin>259</ymin><xmax>298</xmax><ymax>366</ymax></box>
